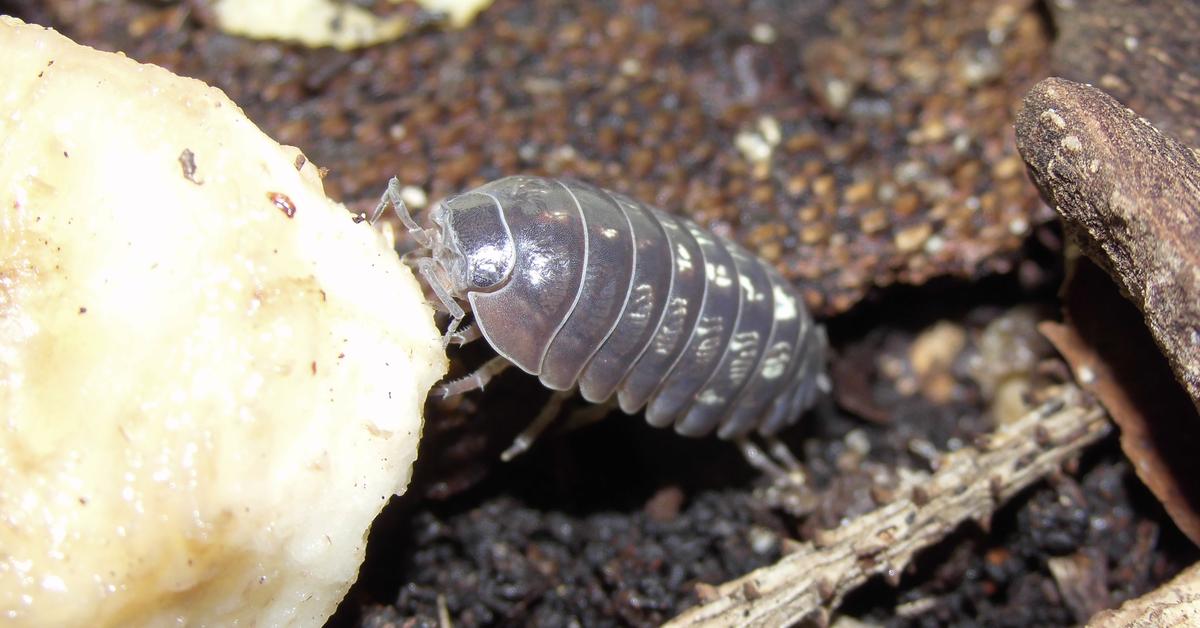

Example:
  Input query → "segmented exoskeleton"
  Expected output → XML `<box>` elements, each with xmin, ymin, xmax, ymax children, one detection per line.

<box><xmin>377</xmin><ymin>175</ymin><xmax>828</xmax><ymax>459</ymax></box>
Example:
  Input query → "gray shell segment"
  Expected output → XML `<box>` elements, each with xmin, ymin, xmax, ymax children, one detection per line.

<box><xmin>538</xmin><ymin>182</ymin><xmax>637</xmax><ymax>390</ymax></box>
<box><xmin>576</xmin><ymin>191</ymin><xmax>674</xmax><ymax>404</ymax></box>
<box><xmin>437</xmin><ymin>175</ymin><xmax>826</xmax><ymax>439</ymax></box>
<box><xmin>758</xmin><ymin>276</ymin><xmax>820</xmax><ymax>436</ymax></box>
<box><xmin>643</xmin><ymin>222</ymin><xmax>742</xmax><ymax>432</ymax></box>
<box><xmin>716</xmin><ymin>268</ymin><xmax>806</xmax><ymax>438</ymax></box>
<box><xmin>674</xmin><ymin>246</ymin><xmax>776</xmax><ymax>437</ymax></box>
<box><xmin>462</xmin><ymin>176</ymin><xmax>586</xmax><ymax>374</ymax></box>
<box><xmin>616</xmin><ymin>212</ymin><xmax>707</xmax><ymax>414</ymax></box>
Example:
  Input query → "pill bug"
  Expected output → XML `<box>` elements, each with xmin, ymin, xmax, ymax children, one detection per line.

<box><xmin>378</xmin><ymin>175</ymin><xmax>828</xmax><ymax>445</ymax></box>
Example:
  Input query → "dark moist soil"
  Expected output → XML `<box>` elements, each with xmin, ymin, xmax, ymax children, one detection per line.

<box><xmin>346</xmin><ymin>270</ymin><xmax>1197</xmax><ymax>628</ymax></box>
<box><xmin>6</xmin><ymin>1</ymin><xmax>1197</xmax><ymax>625</ymax></box>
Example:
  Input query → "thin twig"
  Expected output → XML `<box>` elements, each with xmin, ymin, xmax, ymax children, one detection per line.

<box><xmin>667</xmin><ymin>384</ymin><xmax>1110</xmax><ymax>627</ymax></box>
<box><xmin>1086</xmin><ymin>561</ymin><xmax>1200</xmax><ymax>627</ymax></box>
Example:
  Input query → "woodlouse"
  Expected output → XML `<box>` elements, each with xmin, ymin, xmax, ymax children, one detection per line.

<box><xmin>377</xmin><ymin>175</ymin><xmax>828</xmax><ymax>451</ymax></box>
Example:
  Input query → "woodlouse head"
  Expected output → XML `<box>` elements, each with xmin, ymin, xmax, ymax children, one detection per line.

<box><xmin>429</xmin><ymin>191</ymin><xmax>516</xmax><ymax>297</ymax></box>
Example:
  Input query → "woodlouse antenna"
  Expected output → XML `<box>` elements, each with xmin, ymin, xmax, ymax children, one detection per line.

<box><xmin>372</xmin><ymin>177</ymin><xmax>433</xmax><ymax>249</ymax></box>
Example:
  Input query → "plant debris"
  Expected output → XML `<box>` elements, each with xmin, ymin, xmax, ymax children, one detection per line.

<box><xmin>1087</xmin><ymin>561</ymin><xmax>1200</xmax><ymax>628</ymax></box>
<box><xmin>1039</xmin><ymin>260</ymin><xmax>1200</xmax><ymax>548</ymax></box>
<box><xmin>668</xmin><ymin>385</ymin><xmax>1110</xmax><ymax>626</ymax></box>
<box><xmin>1016</xmin><ymin>77</ymin><xmax>1200</xmax><ymax>545</ymax></box>
<box><xmin>1044</xmin><ymin>0</ymin><xmax>1200</xmax><ymax>146</ymax></box>
<box><xmin>1016</xmin><ymin>77</ymin><xmax>1200</xmax><ymax>415</ymax></box>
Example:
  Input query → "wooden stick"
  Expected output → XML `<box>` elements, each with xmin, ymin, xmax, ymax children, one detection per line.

<box><xmin>1087</xmin><ymin>561</ymin><xmax>1200</xmax><ymax>627</ymax></box>
<box><xmin>1015</xmin><ymin>77</ymin><xmax>1200</xmax><ymax>415</ymax></box>
<box><xmin>668</xmin><ymin>384</ymin><xmax>1109</xmax><ymax>627</ymax></box>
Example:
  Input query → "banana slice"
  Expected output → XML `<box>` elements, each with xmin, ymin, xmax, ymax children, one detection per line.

<box><xmin>0</xmin><ymin>17</ymin><xmax>444</xmax><ymax>627</ymax></box>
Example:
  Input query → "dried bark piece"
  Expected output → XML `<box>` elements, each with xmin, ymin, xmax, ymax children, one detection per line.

<box><xmin>1047</xmin><ymin>0</ymin><xmax>1200</xmax><ymax>147</ymax></box>
<box><xmin>1087</xmin><ymin>561</ymin><xmax>1200</xmax><ymax>628</ymax></box>
<box><xmin>1015</xmin><ymin>77</ymin><xmax>1200</xmax><ymax>415</ymax></box>
<box><xmin>1039</xmin><ymin>259</ymin><xmax>1200</xmax><ymax>547</ymax></box>
<box><xmin>1047</xmin><ymin>549</ymin><xmax>1111</xmax><ymax>623</ymax></box>
<box><xmin>667</xmin><ymin>384</ymin><xmax>1110</xmax><ymax>627</ymax></box>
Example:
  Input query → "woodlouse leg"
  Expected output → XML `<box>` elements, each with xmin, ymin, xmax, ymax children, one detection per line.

<box><xmin>414</xmin><ymin>257</ymin><xmax>467</xmax><ymax>346</ymax></box>
<box><xmin>741</xmin><ymin>438</ymin><xmax>817</xmax><ymax>515</ymax></box>
<box><xmin>434</xmin><ymin>355</ymin><xmax>510</xmax><ymax>398</ymax></box>
<box><xmin>446</xmin><ymin>321</ymin><xmax>483</xmax><ymax>346</ymax></box>
<box><xmin>501</xmin><ymin>389</ymin><xmax>573</xmax><ymax>462</ymax></box>
<box><xmin>560</xmin><ymin>396</ymin><xmax>619</xmax><ymax>432</ymax></box>
<box><xmin>764</xmin><ymin>436</ymin><xmax>803</xmax><ymax>473</ymax></box>
<box><xmin>738</xmin><ymin>437</ymin><xmax>809</xmax><ymax>487</ymax></box>
<box><xmin>736</xmin><ymin>438</ymin><xmax>791</xmax><ymax>481</ymax></box>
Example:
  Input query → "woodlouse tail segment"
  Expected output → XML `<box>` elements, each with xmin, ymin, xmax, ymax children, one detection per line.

<box><xmin>375</xmin><ymin>176</ymin><xmax>434</xmax><ymax>248</ymax></box>
<box><xmin>813</xmin><ymin>330</ymin><xmax>834</xmax><ymax>397</ymax></box>
<box><xmin>786</xmin><ymin>327</ymin><xmax>831</xmax><ymax>420</ymax></box>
